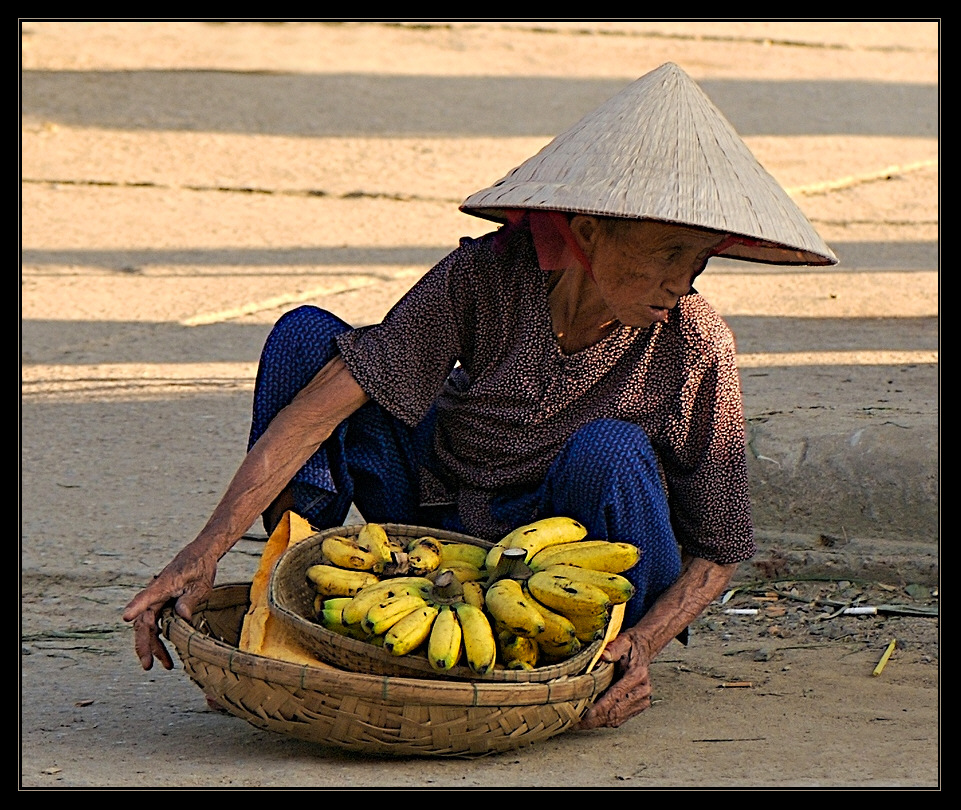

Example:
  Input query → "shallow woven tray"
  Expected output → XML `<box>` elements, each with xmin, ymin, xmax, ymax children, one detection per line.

<box><xmin>160</xmin><ymin>583</ymin><xmax>614</xmax><ymax>758</ymax></box>
<box><xmin>268</xmin><ymin>523</ymin><xmax>607</xmax><ymax>682</ymax></box>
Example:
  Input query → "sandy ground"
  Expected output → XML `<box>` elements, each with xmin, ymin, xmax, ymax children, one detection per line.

<box><xmin>21</xmin><ymin>20</ymin><xmax>939</xmax><ymax>789</ymax></box>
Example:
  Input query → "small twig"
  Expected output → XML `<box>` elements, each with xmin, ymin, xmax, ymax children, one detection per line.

<box><xmin>873</xmin><ymin>639</ymin><xmax>898</xmax><ymax>677</ymax></box>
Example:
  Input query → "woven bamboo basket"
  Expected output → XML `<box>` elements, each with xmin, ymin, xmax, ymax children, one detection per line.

<box><xmin>268</xmin><ymin>523</ymin><xmax>608</xmax><ymax>682</ymax></box>
<box><xmin>160</xmin><ymin>583</ymin><xmax>615</xmax><ymax>758</ymax></box>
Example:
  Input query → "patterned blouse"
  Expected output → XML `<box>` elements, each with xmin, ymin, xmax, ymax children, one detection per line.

<box><xmin>336</xmin><ymin>226</ymin><xmax>756</xmax><ymax>564</ymax></box>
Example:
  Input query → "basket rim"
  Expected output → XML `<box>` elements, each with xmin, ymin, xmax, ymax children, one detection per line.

<box><xmin>162</xmin><ymin>583</ymin><xmax>614</xmax><ymax>706</ymax></box>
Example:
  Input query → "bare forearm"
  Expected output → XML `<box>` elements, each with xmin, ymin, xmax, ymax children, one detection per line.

<box><xmin>626</xmin><ymin>555</ymin><xmax>737</xmax><ymax>659</ymax></box>
<box><xmin>192</xmin><ymin>356</ymin><xmax>368</xmax><ymax>560</ymax></box>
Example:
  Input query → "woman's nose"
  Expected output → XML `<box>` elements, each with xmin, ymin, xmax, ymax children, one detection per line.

<box><xmin>663</xmin><ymin>256</ymin><xmax>708</xmax><ymax>297</ymax></box>
<box><xmin>662</xmin><ymin>270</ymin><xmax>694</xmax><ymax>297</ymax></box>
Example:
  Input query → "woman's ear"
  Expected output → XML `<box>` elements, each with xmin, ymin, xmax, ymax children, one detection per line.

<box><xmin>569</xmin><ymin>215</ymin><xmax>601</xmax><ymax>257</ymax></box>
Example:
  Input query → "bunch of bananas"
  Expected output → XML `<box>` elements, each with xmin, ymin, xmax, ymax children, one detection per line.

<box><xmin>302</xmin><ymin>518</ymin><xmax>641</xmax><ymax>675</ymax></box>
<box><xmin>481</xmin><ymin>517</ymin><xmax>640</xmax><ymax>663</ymax></box>
<box><xmin>313</xmin><ymin>569</ymin><xmax>497</xmax><ymax>674</ymax></box>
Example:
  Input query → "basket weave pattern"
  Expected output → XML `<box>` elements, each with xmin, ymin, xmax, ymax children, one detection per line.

<box><xmin>268</xmin><ymin>523</ymin><xmax>606</xmax><ymax>682</ymax></box>
<box><xmin>162</xmin><ymin>583</ymin><xmax>614</xmax><ymax>757</ymax></box>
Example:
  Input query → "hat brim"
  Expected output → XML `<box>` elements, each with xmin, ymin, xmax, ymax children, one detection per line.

<box><xmin>459</xmin><ymin>63</ymin><xmax>839</xmax><ymax>268</ymax></box>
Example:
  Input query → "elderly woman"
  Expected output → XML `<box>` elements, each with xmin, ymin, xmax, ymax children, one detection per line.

<box><xmin>123</xmin><ymin>63</ymin><xmax>836</xmax><ymax>730</ymax></box>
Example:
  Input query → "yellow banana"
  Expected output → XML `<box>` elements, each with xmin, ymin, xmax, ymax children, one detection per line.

<box><xmin>567</xmin><ymin>607</ymin><xmax>611</xmax><ymax>643</ymax></box>
<box><xmin>340</xmin><ymin>576</ymin><xmax>434</xmax><ymax>626</ymax></box>
<box><xmin>526</xmin><ymin>570</ymin><xmax>612</xmax><ymax>617</ymax></box>
<box><xmin>461</xmin><ymin>580</ymin><xmax>486</xmax><ymax>610</ymax></box>
<box><xmin>497</xmin><ymin>629</ymin><xmax>539</xmax><ymax>670</ymax></box>
<box><xmin>384</xmin><ymin>603</ymin><xmax>439</xmax><ymax>656</ymax></box>
<box><xmin>357</xmin><ymin>522</ymin><xmax>395</xmax><ymax>572</ymax></box>
<box><xmin>306</xmin><ymin>564</ymin><xmax>380</xmax><ymax>598</ymax></box>
<box><xmin>537</xmin><ymin>632</ymin><xmax>582</xmax><ymax>661</ymax></box>
<box><xmin>321</xmin><ymin>534</ymin><xmax>382</xmax><ymax>571</ymax></box>
<box><xmin>540</xmin><ymin>564</ymin><xmax>635</xmax><ymax>604</ymax></box>
<box><xmin>438</xmin><ymin>542</ymin><xmax>489</xmax><ymax>569</ymax></box>
<box><xmin>529</xmin><ymin>596</ymin><xmax>580</xmax><ymax>657</ymax></box>
<box><xmin>406</xmin><ymin>536</ymin><xmax>444</xmax><ymax>576</ymax></box>
<box><xmin>440</xmin><ymin>562</ymin><xmax>486</xmax><ymax>583</ymax></box>
<box><xmin>427</xmin><ymin>604</ymin><xmax>463</xmax><ymax>672</ymax></box>
<box><xmin>484</xmin><ymin>545</ymin><xmax>506</xmax><ymax>571</ymax></box>
<box><xmin>499</xmin><ymin>516</ymin><xmax>589</xmax><ymax>563</ymax></box>
<box><xmin>362</xmin><ymin>592</ymin><xmax>430</xmax><ymax>636</ymax></box>
<box><xmin>528</xmin><ymin>540</ymin><xmax>640</xmax><ymax>574</ymax></box>
<box><xmin>453</xmin><ymin>601</ymin><xmax>497</xmax><ymax>675</ymax></box>
<box><xmin>484</xmin><ymin>577</ymin><xmax>547</xmax><ymax>638</ymax></box>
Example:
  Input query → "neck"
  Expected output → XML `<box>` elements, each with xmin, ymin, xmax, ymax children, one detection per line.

<box><xmin>548</xmin><ymin>268</ymin><xmax>618</xmax><ymax>353</ymax></box>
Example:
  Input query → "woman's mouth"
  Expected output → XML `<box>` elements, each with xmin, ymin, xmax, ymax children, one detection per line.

<box><xmin>646</xmin><ymin>305</ymin><xmax>671</xmax><ymax>323</ymax></box>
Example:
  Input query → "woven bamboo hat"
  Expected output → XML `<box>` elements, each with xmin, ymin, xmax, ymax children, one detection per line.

<box><xmin>460</xmin><ymin>62</ymin><xmax>837</xmax><ymax>266</ymax></box>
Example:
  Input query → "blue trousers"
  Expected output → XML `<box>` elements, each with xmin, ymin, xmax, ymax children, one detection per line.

<box><xmin>249</xmin><ymin>305</ymin><xmax>682</xmax><ymax>626</ymax></box>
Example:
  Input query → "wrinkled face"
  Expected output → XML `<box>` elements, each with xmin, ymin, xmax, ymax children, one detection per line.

<box><xmin>575</xmin><ymin>217</ymin><xmax>727</xmax><ymax>329</ymax></box>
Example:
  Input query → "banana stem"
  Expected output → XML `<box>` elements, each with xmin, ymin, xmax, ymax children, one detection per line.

<box><xmin>487</xmin><ymin>547</ymin><xmax>533</xmax><ymax>585</ymax></box>
<box><xmin>429</xmin><ymin>569</ymin><xmax>465</xmax><ymax>604</ymax></box>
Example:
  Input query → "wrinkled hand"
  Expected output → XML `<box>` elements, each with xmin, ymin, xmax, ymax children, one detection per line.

<box><xmin>122</xmin><ymin>545</ymin><xmax>218</xmax><ymax>671</ymax></box>
<box><xmin>577</xmin><ymin>631</ymin><xmax>653</xmax><ymax>729</ymax></box>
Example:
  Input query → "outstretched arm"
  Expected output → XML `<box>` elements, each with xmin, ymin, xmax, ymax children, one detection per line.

<box><xmin>122</xmin><ymin>355</ymin><xmax>369</xmax><ymax>670</ymax></box>
<box><xmin>578</xmin><ymin>554</ymin><xmax>737</xmax><ymax>729</ymax></box>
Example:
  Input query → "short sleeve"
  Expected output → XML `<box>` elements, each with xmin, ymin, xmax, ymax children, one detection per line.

<box><xmin>335</xmin><ymin>238</ymin><xmax>479</xmax><ymax>426</ymax></box>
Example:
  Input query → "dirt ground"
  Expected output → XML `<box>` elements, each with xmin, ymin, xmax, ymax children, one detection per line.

<box><xmin>20</xmin><ymin>20</ymin><xmax>939</xmax><ymax>790</ymax></box>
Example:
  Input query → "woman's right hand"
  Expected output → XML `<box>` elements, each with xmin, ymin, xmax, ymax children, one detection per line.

<box><xmin>122</xmin><ymin>544</ymin><xmax>219</xmax><ymax>671</ymax></box>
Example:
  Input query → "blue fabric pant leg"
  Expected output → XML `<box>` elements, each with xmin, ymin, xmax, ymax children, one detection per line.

<box><xmin>248</xmin><ymin>305</ymin><xmax>428</xmax><ymax>530</ymax></box>
<box><xmin>530</xmin><ymin>418</ymin><xmax>682</xmax><ymax>628</ymax></box>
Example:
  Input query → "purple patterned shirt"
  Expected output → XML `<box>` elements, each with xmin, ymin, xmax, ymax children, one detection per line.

<box><xmin>336</xmin><ymin>227</ymin><xmax>756</xmax><ymax>563</ymax></box>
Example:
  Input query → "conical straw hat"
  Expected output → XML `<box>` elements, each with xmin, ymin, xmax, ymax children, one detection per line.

<box><xmin>460</xmin><ymin>62</ymin><xmax>837</xmax><ymax>266</ymax></box>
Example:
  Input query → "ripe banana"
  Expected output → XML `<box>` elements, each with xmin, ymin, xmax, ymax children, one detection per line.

<box><xmin>528</xmin><ymin>540</ymin><xmax>640</xmax><ymax>574</ymax></box>
<box><xmin>526</xmin><ymin>570</ymin><xmax>612</xmax><ymax>617</ymax></box>
<box><xmin>485</xmin><ymin>577</ymin><xmax>547</xmax><ymax>638</ymax></box>
<box><xmin>321</xmin><ymin>534</ymin><xmax>382</xmax><ymax>571</ymax></box>
<box><xmin>407</xmin><ymin>536</ymin><xmax>444</xmax><ymax>576</ymax></box>
<box><xmin>536</xmin><ymin>631</ymin><xmax>582</xmax><ymax>661</ymax></box>
<box><xmin>340</xmin><ymin>576</ymin><xmax>434</xmax><ymax>627</ymax></box>
<box><xmin>567</xmin><ymin>607</ymin><xmax>611</xmax><ymax>643</ymax></box>
<box><xmin>529</xmin><ymin>597</ymin><xmax>581</xmax><ymax>658</ymax></box>
<box><xmin>357</xmin><ymin>522</ymin><xmax>395</xmax><ymax>572</ymax></box>
<box><xmin>427</xmin><ymin>604</ymin><xmax>463</xmax><ymax>672</ymax></box>
<box><xmin>487</xmin><ymin>516</ymin><xmax>588</xmax><ymax>568</ymax></box>
<box><xmin>438</xmin><ymin>541</ymin><xmax>489</xmax><ymax>569</ymax></box>
<box><xmin>362</xmin><ymin>592</ymin><xmax>430</xmax><ymax>636</ymax></box>
<box><xmin>540</xmin><ymin>564</ymin><xmax>635</xmax><ymax>604</ymax></box>
<box><xmin>383</xmin><ymin>603</ymin><xmax>439</xmax><ymax>656</ymax></box>
<box><xmin>306</xmin><ymin>564</ymin><xmax>380</xmax><ymax>598</ymax></box>
<box><xmin>453</xmin><ymin>601</ymin><xmax>497</xmax><ymax>675</ymax></box>
<box><xmin>497</xmin><ymin>629</ymin><xmax>539</xmax><ymax>670</ymax></box>
<box><xmin>461</xmin><ymin>580</ymin><xmax>486</xmax><ymax>610</ymax></box>
<box><xmin>439</xmin><ymin>562</ymin><xmax>486</xmax><ymax>583</ymax></box>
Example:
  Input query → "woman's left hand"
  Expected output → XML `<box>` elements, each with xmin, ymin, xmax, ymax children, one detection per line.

<box><xmin>577</xmin><ymin>630</ymin><xmax>654</xmax><ymax>729</ymax></box>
